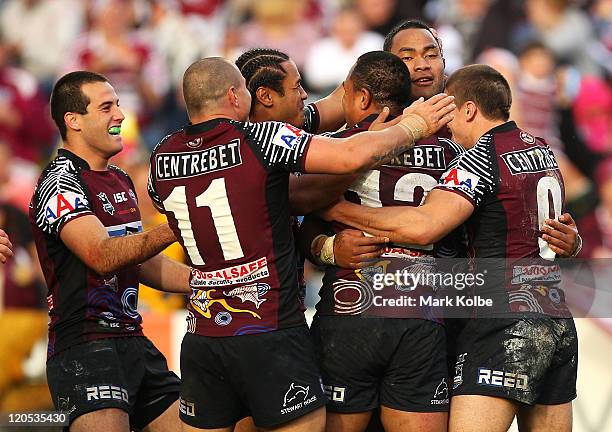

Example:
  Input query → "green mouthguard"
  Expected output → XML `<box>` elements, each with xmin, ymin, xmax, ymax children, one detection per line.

<box><xmin>108</xmin><ymin>126</ymin><xmax>121</xmax><ymax>135</ymax></box>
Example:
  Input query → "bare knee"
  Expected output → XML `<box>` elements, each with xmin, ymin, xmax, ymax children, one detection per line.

<box><xmin>261</xmin><ymin>406</ymin><xmax>325</xmax><ymax>432</ymax></box>
<box><xmin>380</xmin><ymin>406</ymin><xmax>448</xmax><ymax>432</ymax></box>
<box><xmin>142</xmin><ymin>400</ymin><xmax>181</xmax><ymax>432</ymax></box>
<box><xmin>517</xmin><ymin>402</ymin><xmax>572</xmax><ymax>432</ymax></box>
<box><xmin>325</xmin><ymin>410</ymin><xmax>372</xmax><ymax>432</ymax></box>
<box><xmin>449</xmin><ymin>395</ymin><xmax>517</xmax><ymax>432</ymax></box>
<box><xmin>70</xmin><ymin>408</ymin><xmax>130</xmax><ymax>432</ymax></box>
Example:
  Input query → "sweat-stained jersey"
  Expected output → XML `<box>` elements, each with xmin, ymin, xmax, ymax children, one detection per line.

<box><xmin>148</xmin><ymin>118</ymin><xmax>313</xmax><ymax>336</ymax></box>
<box><xmin>315</xmin><ymin>114</ymin><xmax>465</xmax><ymax>319</ymax></box>
<box><xmin>30</xmin><ymin>149</ymin><xmax>144</xmax><ymax>359</ymax></box>
<box><xmin>434</xmin><ymin>121</ymin><xmax>570</xmax><ymax>317</ymax></box>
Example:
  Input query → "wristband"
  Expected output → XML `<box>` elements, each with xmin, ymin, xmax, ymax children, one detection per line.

<box><xmin>398</xmin><ymin>113</ymin><xmax>428</xmax><ymax>142</ymax></box>
<box><xmin>570</xmin><ymin>234</ymin><xmax>583</xmax><ymax>257</ymax></box>
<box><xmin>310</xmin><ymin>234</ymin><xmax>327</xmax><ymax>259</ymax></box>
<box><xmin>320</xmin><ymin>235</ymin><xmax>336</xmax><ymax>265</ymax></box>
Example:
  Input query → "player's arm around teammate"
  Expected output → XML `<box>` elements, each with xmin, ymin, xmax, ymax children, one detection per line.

<box><xmin>301</xmin><ymin>91</ymin><xmax>455</xmax><ymax>174</ymax></box>
<box><xmin>322</xmin><ymin>65</ymin><xmax>577</xmax><ymax>432</ymax></box>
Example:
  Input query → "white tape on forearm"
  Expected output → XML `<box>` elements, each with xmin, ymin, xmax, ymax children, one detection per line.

<box><xmin>398</xmin><ymin>113</ymin><xmax>428</xmax><ymax>142</ymax></box>
<box><xmin>320</xmin><ymin>234</ymin><xmax>336</xmax><ymax>265</ymax></box>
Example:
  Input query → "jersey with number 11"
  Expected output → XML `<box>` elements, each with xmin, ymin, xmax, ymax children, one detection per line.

<box><xmin>148</xmin><ymin>118</ymin><xmax>313</xmax><ymax>336</ymax></box>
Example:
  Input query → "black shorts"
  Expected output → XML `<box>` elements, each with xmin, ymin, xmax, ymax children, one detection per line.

<box><xmin>180</xmin><ymin>325</ymin><xmax>325</xmax><ymax>429</ymax></box>
<box><xmin>450</xmin><ymin>317</ymin><xmax>578</xmax><ymax>405</ymax></box>
<box><xmin>47</xmin><ymin>336</ymin><xmax>180</xmax><ymax>430</ymax></box>
<box><xmin>310</xmin><ymin>315</ymin><xmax>449</xmax><ymax>413</ymax></box>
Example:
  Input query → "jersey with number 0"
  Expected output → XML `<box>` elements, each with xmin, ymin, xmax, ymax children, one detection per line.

<box><xmin>148</xmin><ymin>118</ymin><xmax>313</xmax><ymax>336</ymax></box>
<box><xmin>434</xmin><ymin>121</ymin><xmax>570</xmax><ymax>317</ymax></box>
<box><xmin>29</xmin><ymin>149</ymin><xmax>144</xmax><ymax>359</ymax></box>
<box><xmin>316</xmin><ymin>115</ymin><xmax>465</xmax><ymax>318</ymax></box>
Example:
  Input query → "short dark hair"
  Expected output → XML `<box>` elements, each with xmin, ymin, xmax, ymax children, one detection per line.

<box><xmin>50</xmin><ymin>71</ymin><xmax>108</xmax><ymax>140</ymax></box>
<box><xmin>445</xmin><ymin>64</ymin><xmax>512</xmax><ymax>121</ymax></box>
<box><xmin>383</xmin><ymin>19</ymin><xmax>441</xmax><ymax>54</ymax></box>
<box><xmin>235</xmin><ymin>48</ymin><xmax>289</xmax><ymax>71</ymax></box>
<box><xmin>239</xmin><ymin>55</ymin><xmax>288</xmax><ymax>110</ymax></box>
<box><xmin>518</xmin><ymin>39</ymin><xmax>552</xmax><ymax>58</ymax></box>
<box><xmin>350</xmin><ymin>51</ymin><xmax>412</xmax><ymax>112</ymax></box>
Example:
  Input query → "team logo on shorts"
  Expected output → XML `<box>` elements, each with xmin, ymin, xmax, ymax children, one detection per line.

<box><xmin>57</xmin><ymin>396</ymin><xmax>76</xmax><ymax>415</ymax></box>
<box><xmin>454</xmin><ymin>353</ymin><xmax>468</xmax><ymax>389</ymax></box>
<box><xmin>323</xmin><ymin>384</ymin><xmax>346</xmax><ymax>403</ymax></box>
<box><xmin>431</xmin><ymin>378</ymin><xmax>449</xmax><ymax>405</ymax></box>
<box><xmin>86</xmin><ymin>385</ymin><xmax>128</xmax><ymax>403</ymax></box>
<box><xmin>179</xmin><ymin>398</ymin><xmax>196</xmax><ymax>416</ymax></box>
<box><xmin>284</xmin><ymin>383</ymin><xmax>309</xmax><ymax>407</ymax></box>
<box><xmin>281</xmin><ymin>382</ymin><xmax>317</xmax><ymax>415</ymax></box>
<box><xmin>477</xmin><ymin>368</ymin><xmax>528</xmax><ymax>390</ymax></box>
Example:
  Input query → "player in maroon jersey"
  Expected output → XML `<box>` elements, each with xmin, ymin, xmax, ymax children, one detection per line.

<box><xmin>312</xmin><ymin>19</ymin><xmax>579</xmax><ymax>268</ymax></box>
<box><xmin>30</xmin><ymin>71</ymin><xmax>191</xmax><ymax>432</ymax></box>
<box><xmin>302</xmin><ymin>50</ymin><xmax>464</xmax><ymax>432</ymax></box>
<box><xmin>147</xmin><ymin>57</ymin><xmax>454</xmax><ymax>432</ymax></box>
<box><xmin>236</xmin><ymin>48</ymin><xmax>346</xmax><ymax>136</ymax></box>
<box><xmin>321</xmin><ymin>65</ymin><xmax>579</xmax><ymax>432</ymax></box>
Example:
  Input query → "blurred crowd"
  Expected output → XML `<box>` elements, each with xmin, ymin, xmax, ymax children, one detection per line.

<box><xmin>0</xmin><ymin>1</ymin><xmax>610</xmax><ymax>407</ymax></box>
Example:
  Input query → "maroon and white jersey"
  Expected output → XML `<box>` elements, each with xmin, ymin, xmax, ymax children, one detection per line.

<box><xmin>30</xmin><ymin>149</ymin><xmax>144</xmax><ymax>359</ymax></box>
<box><xmin>316</xmin><ymin>115</ymin><xmax>465</xmax><ymax>318</ymax></box>
<box><xmin>435</xmin><ymin>121</ymin><xmax>570</xmax><ymax>317</ymax></box>
<box><xmin>148</xmin><ymin>118</ymin><xmax>313</xmax><ymax>336</ymax></box>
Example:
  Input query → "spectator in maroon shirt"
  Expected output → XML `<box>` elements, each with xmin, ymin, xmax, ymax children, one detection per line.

<box><xmin>0</xmin><ymin>34</ymin><xmax>54</xmax><ymax>164</ymax></box>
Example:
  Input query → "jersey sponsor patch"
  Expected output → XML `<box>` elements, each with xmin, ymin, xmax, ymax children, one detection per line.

<box><xmin>190</xmin><ymin>257</ymin><xmax>270</xmax><ymax>288</ymax></box>
<box><xmin>386</xmin><ymin>145</ymin><xmax>447</xmax><ymax>170</ymax></box>
<box><xmin>501</xmin><ymin>146</ymin><xmax>558</xmax><ymax>175</ymax></box>
<box><xmin>439</xmin><ymin>168</ymin><xmax>480</xmax><ymax>194</ymax></box>
<box><xmin>511</xmin><ymin>264</ymin><xmax>561</xmax><ymax>284</ymax></box>
<box><xmin>271</xmin><ymin>124</ymin><xmax>306</xmax><ymax>150</ymax></box>
<box><xmin>44</xmin><ymin>191</ymin><xmax>89</xmax><ymax>224</ymax></box>
<box><xmin>155</xmin><ymin>140</ymin><xmax>242</xmax><ymax>181</ymax></box>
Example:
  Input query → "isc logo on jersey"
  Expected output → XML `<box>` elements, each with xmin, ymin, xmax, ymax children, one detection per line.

<box><xmin>272</xmin><ymin>124</ymin><xmax>304</xmax><ymax>150</ymax></box>
<box><xmin>44</xmin><ymin>192</ymin><xmax>88</xmax><ymax>224</ymax></box>
<box><xmin>441</xmin><ymin>168</ymin><xmax>480</xmax><ymax>193</ymax></box>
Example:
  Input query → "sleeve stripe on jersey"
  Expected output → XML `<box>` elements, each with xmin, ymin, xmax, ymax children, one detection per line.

<box><xmin>35</xmin><ymin>157</ymin><xmax>90</xmax><ymax>235</ymax></box>
<box><xmin>448</xmin><ymin>135</ymin><xmax>495</xmax><ymax>180</ymax></box>
<box><xmin>458</xmin><ymin>157</ymin><xmax>494</xmax><ymax>181</ymax></box>
<box><xmin>249</xmin><ymin>120</ymin><xmax>311</xmax><ymax>167</ymax></box>
<box><xmin>261</xmin><ymin>122</ymin><xmax>275</xmax><ymax>160</ymax></box>
<box><xmin>439</xmin><ymin>137</ymin><xmax>465</xmax><ymax>157</ymax></box>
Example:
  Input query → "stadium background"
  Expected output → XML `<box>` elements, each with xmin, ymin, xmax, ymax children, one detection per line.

<box><xmin>0</xmin><ymin>0</ymin><xmax>610</xmax><ymax>430</ymax></box>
